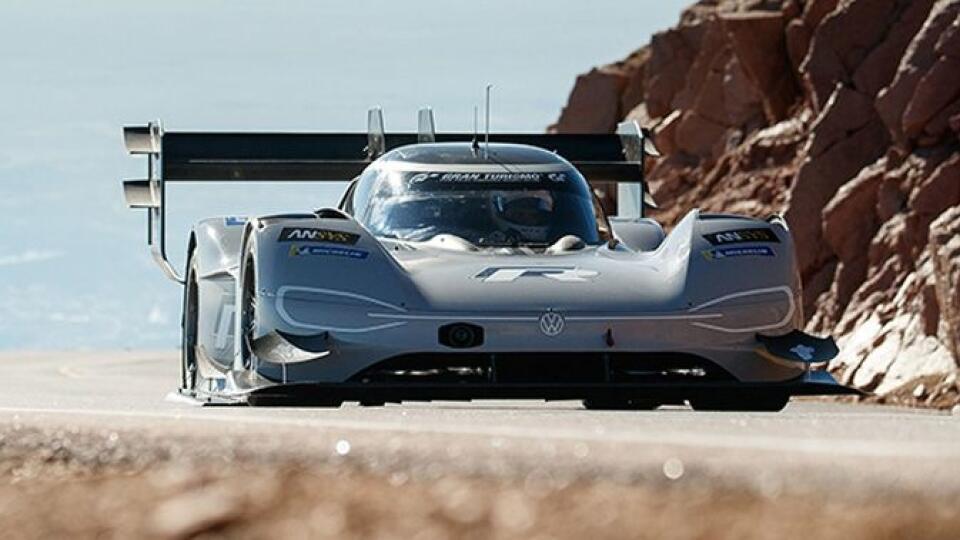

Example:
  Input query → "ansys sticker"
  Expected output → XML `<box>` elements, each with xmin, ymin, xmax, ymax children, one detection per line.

<box><xmin>278</xmin><ymin>227</ymin><xmax>360</xmax><ymax>245</ymax></box>
<box><xmin>702</xmin><ymin>227</ymin><xmax>779</xmax><ymax>246</ymax></box>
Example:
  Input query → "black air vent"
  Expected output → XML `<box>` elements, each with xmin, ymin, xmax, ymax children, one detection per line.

<box><xmin>438</xmin><ymin>323</ymin><xmax>485</xmax><ymax>349</ymax></box>
<box><xmin>314</xmin><ymin>208</ymin><xmax>350</xmax><ymax>219</ymax></box>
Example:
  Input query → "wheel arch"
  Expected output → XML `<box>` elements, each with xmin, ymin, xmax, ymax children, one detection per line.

<box><xmin>187</xmin><ymin>218</ymin><xmax>246</xmax><ymax>371</ymax></box>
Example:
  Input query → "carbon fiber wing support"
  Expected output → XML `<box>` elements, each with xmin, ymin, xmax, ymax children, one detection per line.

<box><xmin>121</xmin><ymin>112</ymin><xmax>658</xmax><ymax>282</ymax></box>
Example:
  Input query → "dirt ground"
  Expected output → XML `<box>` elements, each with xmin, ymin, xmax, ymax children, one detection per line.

<box><xmin>865</xmin><ymin>373</ymin><xmax>960</xmax><ymax>411</ymax></box>
<box><xmin>0</xmin><ymin>425</ymin><xmax>957</xmax><ymax>540</ymax></box>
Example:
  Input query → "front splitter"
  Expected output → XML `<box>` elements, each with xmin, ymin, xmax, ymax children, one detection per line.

<box><xmin>245</xmin><ymin>371</ymin><xmax>861</xmax><ymax>406</ymax></box>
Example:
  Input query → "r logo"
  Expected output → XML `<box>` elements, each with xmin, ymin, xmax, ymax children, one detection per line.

<box><xmin>475</xmin><ymin>266</ymin><xmax>598</xmax><ymax>283</ymax></box>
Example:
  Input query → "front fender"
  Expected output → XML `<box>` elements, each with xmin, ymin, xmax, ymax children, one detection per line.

<box><xmin>244</xmin><ymin>215</ymin><xmax>421</xmax><ymax>342</ymax></box>
<box><xmin>681</xmin><ymin>211</ymin><xmax>800</xmax><ymax>335</ymax></box>
<box><xmin>193</xmin><ymin>217</ymin><xmax>246</xmax><ymax>278</ymax></box>
<box><xmin>191</xmin><ymin>217</ymin><xmax>247</xmax><ymax>368</ymax></box>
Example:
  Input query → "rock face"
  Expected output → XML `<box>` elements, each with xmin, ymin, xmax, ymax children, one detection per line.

<box><xmin>550</xmin><ymin>67</ymin><xmax>629</xmax><ymax>133</ymax></box>
<box><xmin>553</xmin><ymin>0</ymin><xmax>960</xmax><ymax>399</ymax></box>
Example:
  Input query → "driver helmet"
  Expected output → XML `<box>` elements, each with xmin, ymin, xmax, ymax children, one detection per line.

<box><xmin>490</xmin><ymin>191</ymin><xmax>554</xmax><ymax>242</ymax></box>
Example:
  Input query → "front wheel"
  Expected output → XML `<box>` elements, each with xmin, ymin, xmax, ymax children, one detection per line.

<box><xmin>239</xmin><ymin>250</ymin><xmax>258</xmax><ymax>371</ymax></box>
<box><xmin>180</xmin><ymin>252</ymin><xmax>200</xmax><ymax>392</ymax></box>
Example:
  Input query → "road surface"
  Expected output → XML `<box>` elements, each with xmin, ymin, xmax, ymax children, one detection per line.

<box><xmin>1</xmin><ymin>349</ymin><xmax>958</xmax><ymax>497</ymax></box>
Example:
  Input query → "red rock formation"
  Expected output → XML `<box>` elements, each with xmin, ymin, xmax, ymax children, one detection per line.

<box><xmin>722</xmin><ymin>11</ymin><xmax>798</xmax><ymax>122</ymax></box>
<box><xmin>550</xmin><ymin>67</ymin><xmax>628</xmax><ymax>134</ymax></box>
<box><xmin>552</xmin><ymin>0</ymin><xmax>960</xmax><ymax>398</ymax></box>
<box><xmin>877</xmin><ymin>0</ymin><xmax>960</xmax><ymax>145</ymax></box>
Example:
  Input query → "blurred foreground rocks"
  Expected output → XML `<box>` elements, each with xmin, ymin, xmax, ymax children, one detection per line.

<box><xmin>552</xmin><ymin>0</ymin><xmax>960</xmax><ymax>403</ymax></box>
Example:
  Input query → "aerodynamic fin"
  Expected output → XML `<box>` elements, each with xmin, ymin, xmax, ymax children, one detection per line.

<box><xmin>251</xmin><ymin>330</ymin><xmax>331</xmax><ymax>365</ymax></box>
<box><xmin>615</xmin><ymin>120</ymin><xmax>661</xmax><ymax>215</ymax></box>
<box><xmin>122</xmin><ymin>180</ymin><xmax>158</xmax><ymax>209</ymax></box>
<box><xmin>123</xmin><ymin>124</ymin><xmax>160</xmax><ymax>154</ymax></box>
<box><xmin>417</xmin><ymin>107</ymin><xmax>436</xmax><ymax>143</ymax></box>
<box><xmin>755</xmin><ymin>330</ymin><xmax>840</xmax><ymax>364</ymax></box>
<box><xmin>367</xmin><ymin>107</ymin><xmax>386</xmax><ymax>159</ymax></box>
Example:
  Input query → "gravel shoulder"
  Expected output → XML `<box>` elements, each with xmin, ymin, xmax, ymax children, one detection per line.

<box><xmin>0</xmin><ymin>415</ymin><xmax>958</xmax><ymax>539</ymax></box>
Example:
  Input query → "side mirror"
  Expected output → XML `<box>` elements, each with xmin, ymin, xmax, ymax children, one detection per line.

<box><xmin>610</xmin><ymin>217</ymin><xmax>665</xmax><ymax>252</ymax></box>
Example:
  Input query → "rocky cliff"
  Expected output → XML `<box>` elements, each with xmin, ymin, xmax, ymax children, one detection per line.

<box><xmin>552</xmin><ymin>0</ymin><xmax>960</xmax><ymax>406</ymax></box>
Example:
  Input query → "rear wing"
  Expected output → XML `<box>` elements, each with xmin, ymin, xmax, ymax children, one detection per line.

<box><xmin>122</xmin><ymin>109</ymin><xmax>659</xmax><ymax>283</ymax></box>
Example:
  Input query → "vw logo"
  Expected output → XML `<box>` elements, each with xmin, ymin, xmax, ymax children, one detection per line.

<box><xmin>538</xmin><ymin>311</ymin><xmax>565</xmax><ymax>337</ymax></box>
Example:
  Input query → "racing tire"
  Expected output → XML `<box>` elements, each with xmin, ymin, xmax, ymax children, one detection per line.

<box><xmin>687</xmin><ymin>392</ymin><xmax>789</xmax><ymax>412</ymax></box>
<box><xmin>239</xmin><ymin>249</ymin><xmax>258</xmax><ymax>371</ymax></box>
<box><xmin>180</xmin><ymin>251</ymin><xmax>200</xmax><ymax>393</ymax></box>
<box><xmin>582</xmin><ymin>398</ymin><xmax>661</xmax><ymax>411</ymax></box>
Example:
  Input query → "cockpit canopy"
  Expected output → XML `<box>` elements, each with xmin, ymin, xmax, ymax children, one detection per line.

<box><xmin>344</xmin><ymin>143</ymin><xmax>608</xmax><ymax>248</ymax></box>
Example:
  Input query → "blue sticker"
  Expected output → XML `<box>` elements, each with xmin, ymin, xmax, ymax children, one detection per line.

<box><xmin>224</xmin><ymin>216</ymin><xmax>247</xmax><ymax>226</ymax></box>
<box><xmin>702</xmin><ymin>246</ymin><xmax>775</xmax><ymax>260</ymax></box>
<box><xmin>288</xmin><ymin>244</ymin><xmax>369</xmax><ymax>260</ymax></box>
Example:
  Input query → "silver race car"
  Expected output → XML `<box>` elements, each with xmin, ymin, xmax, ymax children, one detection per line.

<box><xmin>122</xmin><ymin>109</ymin><xmax>856</xmax><ymax>410</ymax></box>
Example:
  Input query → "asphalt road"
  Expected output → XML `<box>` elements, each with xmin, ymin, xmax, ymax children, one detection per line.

<box><xmin>2</xmin><ymin>350</ymin><xmax>959</xmax><ymax>497</ymax></box>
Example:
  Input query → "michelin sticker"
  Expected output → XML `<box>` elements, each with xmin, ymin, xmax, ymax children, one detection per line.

<box><xmin>224</xmin><ymin>216</ymin><xmax>247</xmax><ymax>226</ymax></box>
<box><xmin>288</xmin><ymin>245</ymin><xmax>369</xmax><ymax>260</ymax></box>
<box><xmin>702</xmin><ymin>246</ymin><xmax>775</xmax><ymax>260</ymax></box>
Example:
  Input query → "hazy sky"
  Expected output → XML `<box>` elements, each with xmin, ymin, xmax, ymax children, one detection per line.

<box><xmin>0</xmin><ymin>0</ymin><xmax>689</xmax><ymax>349</ymax></box>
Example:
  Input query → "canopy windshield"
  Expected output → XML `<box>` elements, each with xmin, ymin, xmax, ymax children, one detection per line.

<box><xmin>352</xmin><ymin>168</ymin><xmax>606</xmax><ymax>248</ymax></box>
